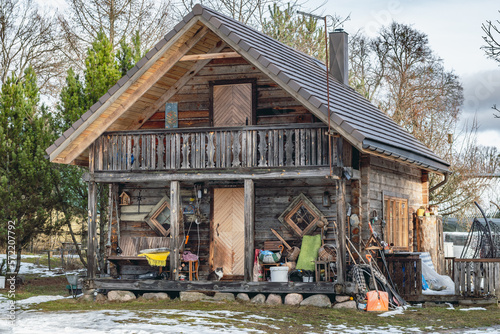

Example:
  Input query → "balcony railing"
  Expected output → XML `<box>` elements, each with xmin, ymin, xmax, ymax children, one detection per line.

<box><xmin>91</xmin><ymin>124</ymin><xmax>337</xmax><ymax>172</ymax></box>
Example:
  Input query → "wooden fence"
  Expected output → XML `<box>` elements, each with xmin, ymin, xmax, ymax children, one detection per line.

<box><xmin>454</xmin><ymin>259</ymin><xmax>500</xmax><ymax>298</ymax></box>
<box><xmin>92</xmin><ymin>124</ymin><xmax>336</xmax><ymax>172</ymax></box>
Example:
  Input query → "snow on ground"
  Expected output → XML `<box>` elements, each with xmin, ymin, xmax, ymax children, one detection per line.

<box><xmin>0</xmin><ymin>254</ymin><xmax>83</xmax><ymax>277</ymax></box>
<box><xmin>0</xmin><ymin>296</ymin><xmax>499</xmax><ymax>334</ymax></box>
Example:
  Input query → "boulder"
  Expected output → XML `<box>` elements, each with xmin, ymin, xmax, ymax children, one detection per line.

<box><xmin>95</xmin><ymin>293</ymin><xmax>107</xmax><ymax>302</ymax></box>
<box><xmin>300</xmin><ymin>294</ymin><xmax>331</xmax><ymax>308</ymax></box>
<box><xmin>142</xmin><ymin>292</ymin><xmax>170</xmax><ymax>301</ymax></box>
<box><xmin>266</xmin><ymin>294</ymin><xmax>282</xmax><ymax>305</ymax></box>
<box><xmin>335</xmin><ymin>295</ymin><xmax>351</xmax><ymax>303</ymax></box>
<box><xmin>251</xmin><ymin>294</ymin><xmax>266</xmax><ymax>304</ymax></box>
<box><xmin>213</xmin><ymin>292</ymin><xmax>235</xmax><ymax>302</ymax></box>
<box><xmin>180</xmin><ymin>291</ymin><xmax>206</xmax><ymax>302</ymax></box>
<box><xmin>284</xmin><ymin>293</ymin><xmax>303</xmax><ymax>306</ymax></box>
<box><xmin>79</xmin><ymin>294</ymin><xmax>93</xmax><ymax>302</ymax></box>
<box><xmin>107</xmin><ymin>290</ymin><xmax>136</xmax><ymax>302</ymax></box>
<box><xmin>333</xmin><ymin>300</ymin><xmax>357</xmax><ymax>309</ymax></box>
<box><xmin>236</xmin><ymin>293</ymin><xmax>250</xmax><ymax>302</ymax></box>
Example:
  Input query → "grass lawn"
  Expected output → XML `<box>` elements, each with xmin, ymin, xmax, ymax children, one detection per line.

<box><xmin>37</xmin><ymin>298</ymin><xmax>500</xmax><ymax>333</ymax></box>
<box><xmin>4</xmin><ymin>275</ymin><xmax>499</xmax><ymax>333</ymax></box>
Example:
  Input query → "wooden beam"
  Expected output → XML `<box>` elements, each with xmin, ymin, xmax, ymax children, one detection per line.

<box><xmin>170</xmin><ymin>181</ymin><xmax>182</xmax><ymax>281</ymax></box>
<box><xmin>128</xmin><ymin>42</ymin><xmax>228</xmax><ymax>130</ymax></box>
<box><xmin>336</xmin><ymin>178</ymin><xmax>346</xmax><ymax>286</ymax></box>
<box><xmin>179</xmin><ymin>51</ymin><xmax>240</xmax><ymax>61</ymax></box>
<box><xmin>84</xmin><ymin>167</ymin><xmax>342</xmax><ymax>183</ymax></box>
<box><xmin>63</xmin><ymin>26</ymin><xmax>210</xmax><ymax>164</ymax></box>
<box><xmin>244</xmin><ymin>179</ymin><xmax>255</xmax><ymax>282</ymax></box>
<box><xmin>87</xmin><ymin>180</ymin><xmax>97</xmax><ymax>279</ymax></box>
<box><xmin>49</xmin><ymin>18</ymin><xmax>201</xmax><ymax>164</ymax></box>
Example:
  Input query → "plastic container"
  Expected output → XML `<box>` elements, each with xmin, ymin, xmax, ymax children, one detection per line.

<box><xmin>0</xmin><ymin>276</ymin><xmax>5</xmax><ymax>289</ymax></box>
<box><xmin>270</xmin><ymin>266</ymin><xmax>288</xmax><ymax>282</ymax></box>
<box><xmin>302</xmin><ymin>276</ymin><xmax>313</xmax><ymax>282</ymax></box>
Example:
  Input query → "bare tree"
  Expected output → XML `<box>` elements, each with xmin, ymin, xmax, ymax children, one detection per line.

<box><xmin>175</xmin><ymin>0</ymin><xmax>289</xmax><ymax>27</ymax></box>
<box><xmin>348</xmin><ymin>22</ymin><xmax>500</xmax><ymax>215</ymax></box>
<box><xmin>59</xmin><ymin>0</ymin><xmax>173</xmax><ymax>70</ymax></box>
<box><xmin>431</xmin><ymin>120</ymin><xmax>500</xmax><ymax>216</ymax></box>
<box><xmin>0</xmin><ymin>0</ymin><xmax>64</xmax><ymax>93</ymax></box>
<box><xmin>482</xmin><ymin>10</ymin><xmax>500</xmax><ymax>63</ymax></box>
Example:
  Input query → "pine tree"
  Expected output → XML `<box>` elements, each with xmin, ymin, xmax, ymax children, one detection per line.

<box><xmin>0</xmin><ymin>67</ymin><xmax>58</xmax><ymax>272</ymax></box>
<box><xmin>84</xmin><ymin>31</ymin><xmax>121</xmax><ymax>108</ymax></box>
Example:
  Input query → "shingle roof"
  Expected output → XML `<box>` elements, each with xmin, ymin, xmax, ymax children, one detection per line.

<box><xmin>47</xmin><ymin>4</ymin><xmax>449</xmax><ymax>173</ymax></box>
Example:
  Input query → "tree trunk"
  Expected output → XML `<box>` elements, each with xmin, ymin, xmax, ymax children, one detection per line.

<box><xmin>66</xmin><ymin>217</ymin><xmax>87</xmax><ymax>267</ymax></box>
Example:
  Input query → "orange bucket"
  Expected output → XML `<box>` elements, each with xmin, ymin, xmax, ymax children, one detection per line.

<box><xmin>366</xmin><ymin>290</ymin><xmax>389</xmax><ymax>312</ymax></box>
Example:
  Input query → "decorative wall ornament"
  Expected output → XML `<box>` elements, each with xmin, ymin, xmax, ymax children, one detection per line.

<box><xmin>278</xmin><ymin>193</ymin><xmax>325</xmax><ymax>237</ymax></box>
<box><xmin>119</xmin><ymin>191</ymin><xmax>131</xmax><ymax>206</ymax></box>
<box><xmin>144</xmin><ymin>195</ymin><xmax>171</xmax><ymax>237</ymax></box>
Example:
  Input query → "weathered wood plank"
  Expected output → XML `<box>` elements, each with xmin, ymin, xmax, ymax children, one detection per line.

<box><xmin>170</xmin><ymin>181</ymin><xmax>181</xmax><ymax>281</ymax></box>
<box><xmin>244</xmin><ymin>179</ymin><xmax>254</xmax><ymax>282</ymax></box>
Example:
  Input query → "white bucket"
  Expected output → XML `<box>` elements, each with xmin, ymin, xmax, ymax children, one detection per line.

<box><xmin>302</xmin><ymin>276</ymin><xmax>313</xmax><ymax>282</ymax></box>
<box><xmin>0</xmin><ymin>276</ymin><xmax>5</xmax><ymax>289</ymax></box>
<box><xmin>270</xmin><ymin>266</ymin><xmax>288</xmax><ymax>282</ymax></box>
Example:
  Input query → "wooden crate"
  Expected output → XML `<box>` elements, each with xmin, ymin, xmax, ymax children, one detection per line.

<box><xmin>378</xmin><ymin>254</ymin><xmax>422</xmax><ymax>299</ymax></box>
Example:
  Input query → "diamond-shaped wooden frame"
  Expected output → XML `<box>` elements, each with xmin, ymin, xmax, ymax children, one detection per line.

<box><xmin>145</xmin><ymin>195</ymin><xmax>171</xmax><ymax>237</ymax></box>
<box><xmin>278</xmin><ymin>193</ymin><xmax>325</xmax><ymax>237</ymax></box>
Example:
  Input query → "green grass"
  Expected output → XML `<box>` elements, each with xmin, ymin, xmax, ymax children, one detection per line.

<box><xmin>1</xmin><ymin>275</ymin><xmax>69</xmax><ymax>300</ymax></box>
<box><xmin>5</xmin><ymin>273</ymin><xmax>500</xmax><ymax>332</ymax></box>
<box><xmin>36</xmin><ymin>298</ymin><xmax>500</xmax><ymax>333</ymax></box>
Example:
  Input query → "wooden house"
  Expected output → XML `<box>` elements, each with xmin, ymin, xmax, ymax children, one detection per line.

<box><xmin>47</xmin><ymin>5</ymin><xmax>450</xmax><ymax>294</ymax></box>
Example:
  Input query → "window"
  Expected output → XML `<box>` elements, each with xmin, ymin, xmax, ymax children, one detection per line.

<box><xmin>145</xmin><ymin>195</ymin><xmax>171</xmax><ymax>237</ymax></box>
<box><xmin>383</xmin><ymin>194</ymin><xmax>409</xmax><ymax>251</ymax></box>
<box><xmin>278</xmin><ymin>193</ymin><xmax>325</xmax><ymax>237</ymax></box>
<box><xmin>210</xmin><ymin>79</ymin><xmax>256</xmax><ymax>127</ymax></box>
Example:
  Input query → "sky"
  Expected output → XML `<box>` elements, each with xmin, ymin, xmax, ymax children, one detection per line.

<box><xmin>307</xmin><ymin>0</ymin><xmax>500</xmax><ymax>149</ymax></box>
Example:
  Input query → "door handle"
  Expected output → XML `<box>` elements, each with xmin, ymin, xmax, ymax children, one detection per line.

<box><xmin>216</xmin><ymin>223</ymin><xmax>220</xmax><ymax>237</ymax></box>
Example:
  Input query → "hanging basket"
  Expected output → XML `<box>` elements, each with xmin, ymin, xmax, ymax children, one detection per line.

<box><xmin>318</xmin><ymin>244</ymin><xmax>337</xmax><ymax>262</ymax></box>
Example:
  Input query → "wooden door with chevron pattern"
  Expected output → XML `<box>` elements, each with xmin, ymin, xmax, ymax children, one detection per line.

<box><xmin>211</xmin><ymin>188</ymin><xmax>245</xmax><ymax>278</ymax></box>
<box><xmin>213</xmin><ymin>83</ymin><xmax>252</xmax><ymax>126</ymax></box>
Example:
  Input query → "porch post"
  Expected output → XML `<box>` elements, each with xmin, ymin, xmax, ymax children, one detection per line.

<box><xmin>87</xmin><ymin>180</ymin><xmax>97</xmax><ymax>279</ymax></box>
<box><xmin>336</xmin><ymin>178</ymin><xmax>346</xmax><ymax>284</ymax></box>
<box><xmin>170</xmin><ymin>181</ymin><xmax>182</xmax><ymax>280</ymax></box>
<box><xmin>244</xmin><ymin>179</ymin><xmax>255</xmax><ymax>282</ymax></box>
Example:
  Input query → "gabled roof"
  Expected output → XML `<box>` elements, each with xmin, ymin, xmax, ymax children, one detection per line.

<box><xmin>47</xmin><ymin>4</ymin><xmax>449</xmax><ymax>173</ymax></box>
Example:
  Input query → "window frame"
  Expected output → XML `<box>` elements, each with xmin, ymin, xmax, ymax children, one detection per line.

<box><xmin>382</xmin><ymin>191</ymin><xmax>410</xmax><ymax>251</ymax></box>
<box><xmin>209</xmin><ymin>78</ymin><xmax>257</xmax><ymax>127</ymax></box>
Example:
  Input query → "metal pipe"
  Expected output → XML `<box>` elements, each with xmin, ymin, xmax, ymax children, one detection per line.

<box><xmin>297</xmin><ymin>10</ymin><xmax>333</xmax><ymax>178</ymax></box>
<box><xmin>429</xmin><ymin>172</ymin><xmax>449</xmax><ymax>193</ymax></box>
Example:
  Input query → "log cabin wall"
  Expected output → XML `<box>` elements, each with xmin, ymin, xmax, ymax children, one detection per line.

<box><xmin>254</xmin><ymin>179</ymin><xmax>347</xmax><ymax>249</ymax></box>
<box><xmin>361</xmin><ymin>155</ymin><xmax>424</xmax><ymax>245</ymax></box>
<box><xmin>140</xmin><ymin>55</ymin><xmax>321</xmax><ymax>130</ymax></box>
<box><xmin>111</xmin><ymin>177</ymin><xmax>348</xmax><ymax>279</ymax></box>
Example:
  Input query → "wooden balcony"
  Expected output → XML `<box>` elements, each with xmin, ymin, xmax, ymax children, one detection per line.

<box><xmin>91</xmin><ymin>124</ymin><xmax>337</xmax><ymax>173</ymax></box>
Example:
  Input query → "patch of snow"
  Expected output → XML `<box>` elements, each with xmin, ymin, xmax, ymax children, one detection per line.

<box><xmin>0</xmin><ymin>309</ymin><xmax>268</xmax><ymax>334</ymax></box>
<box><xmin>445</xmin><ymin>302</ymin><xmax>455</xmax><ymax>310</ymax></box>
<box><xmin>378</xmin><ymin>306</ymin><xmax>406</xmax><ymax>317</ymax></box>
<box><xmin>15</xmin><ymin>295</ymin><xmax>65</xmax><ymax>306</ymax></box>
<box><xmin>0</xmin><ymin>254</ymin><xmax>85</xmax><ymax>278</ymax></box>
<box><xmin>459</xmin><ymin>307</ymin><xmax>487</xmax><ymax>311</ymax></box>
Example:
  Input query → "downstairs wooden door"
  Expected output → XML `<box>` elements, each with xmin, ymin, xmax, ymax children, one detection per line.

<box><xmin>211</xmin><ymin>188</ymin><xmax>245</xmax><ymax>278</ymax></box>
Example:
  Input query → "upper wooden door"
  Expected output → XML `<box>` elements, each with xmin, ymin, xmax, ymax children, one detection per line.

<box><xmin>212</xmin><ymin>83</ymin><xmax>253</xmax><ymax>126</ymax></box>
<box><xmin>211</xmin><ymin>188</ymin><xmax>245</xmax><ymax>277</ymax></box>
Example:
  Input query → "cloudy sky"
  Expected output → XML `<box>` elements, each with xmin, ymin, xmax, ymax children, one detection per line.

<box><xmin>308</xmin><ymin>0</ymin><xmax>500</xmax><ymax>148</ymax></box>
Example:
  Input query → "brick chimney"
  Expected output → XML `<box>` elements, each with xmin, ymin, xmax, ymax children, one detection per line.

<box><xmin>329</xmin><ymin>29</ymin><xmax>349</xmax><ymax>85</ymax></box>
